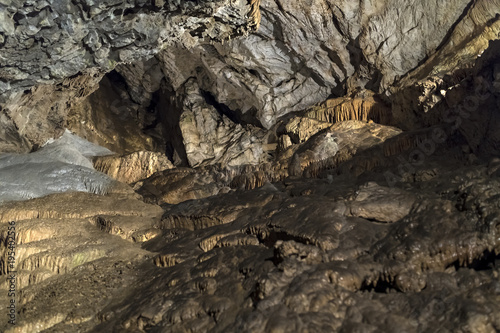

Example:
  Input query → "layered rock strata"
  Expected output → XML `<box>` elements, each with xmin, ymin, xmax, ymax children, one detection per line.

<box><xmin>1</xmin><ymin>1</ymin><xmax>500</xmax><ymax>333</ymax></box>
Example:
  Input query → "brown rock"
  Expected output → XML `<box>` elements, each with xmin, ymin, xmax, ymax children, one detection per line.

<box><xmin>93</xmin><ymin>151</ymin><xmax>173</xmax><ymax>184</ymax></box>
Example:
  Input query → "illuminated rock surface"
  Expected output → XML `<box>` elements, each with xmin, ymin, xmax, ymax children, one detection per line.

<box><xmin>1</xmin><ymin>1</ymin><xmax>500</xmax><ymax>332</ymax></box>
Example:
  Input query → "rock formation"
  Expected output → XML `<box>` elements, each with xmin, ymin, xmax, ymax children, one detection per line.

<box><xmin>93</xmin><ymin>151</ymin><xmax>173</xmax><ymax>184</ymax></box>
<box><xmin>1</xmin><ymin>1</ymin><xmax>500</xmax><ymax>332</ymax></box>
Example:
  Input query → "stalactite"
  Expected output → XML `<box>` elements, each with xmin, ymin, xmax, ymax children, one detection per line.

<box><xmin>248</xmin><ymin>0</ymin><xmax>262</xmax><ymax>30</ymax></box>
<box><xmin>307</xmin><ymin>96</ymin><xmax>391</xmax><ymax>125</ymax></box>
<box><xmin>230</xmin><ymin>168</ymin><xmax>287</xmax><ymax>190</ymax></box>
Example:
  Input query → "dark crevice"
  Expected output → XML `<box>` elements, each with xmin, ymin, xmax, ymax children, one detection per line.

<box><xmin>249</xmin><ymin>286</ymin><xmax>262</xmax><ymax>309</ymax></box>
<box><xmin>200</xmin><ymin>89</ymin><xmax>242</xmax><ymax>124</ymax></box>
<box><xmin>142</xmin><ymin>89</ymin><xmax>161</xmax><ymax>131</ymax></box>
<box><xmin>362</xmin><ymin>217</ymin><xmax>388</xmax><ymax>224</ymax></box>
<box><xmin>105</xmin><ymin>70</ymin><xmax>131</xmax><ymax>96</ymax></box>
<box><xmin>123</xmin><ymin>7</ymin><xmax>140</xmax><ymax>16</ymax></box>
<box><xmin>365</xmin><ymin>68</ymin><xmax>383</xmax><ymax>92</ymax></box>
<box><xmin>346</xmin><ymin>36</ymin><xmax>364</xmax><ymax>72</ymax></box>
<box><xmin>158</xmin><ymin>81</ymin><xmax>189</xmax><ymax>166</ymax></box>
<box><xmin>275</xmin><ymin>0</ymin><xmax>285</xmax><ymax>13</ymax></box>
<box><xmin>190</xmin><ymin>25</ymin><xmax>206</xmax><ymax>38</ymax></box>
<box><xmin>13</xmin><ymin>12</ymin><xmax>24</xmax><ymax>27</ymax></box>
<box><xmin>26</xmin><ymin>10</ymin><xmax>42</xmax><ymax>18</ymax></box>
<box><xmin>375</xmin><ymin>36</ymin><xmax>390</xmax><ymax>54</ymax></box>
<box><xmin>248</xmin><ymin>69</ymin><xmax>261</xmax><ymax>80</ymax></box>
<box><xmin>330</xmin><ymin>10</ymin><xmax>345</xmax><ymax>36</ymax></box>
<box><xmin>81</xmin><ymin>38</ymin><xmax>96</xmax><ymax>57</ymax></box>
<box><xmin>165</xmin><ymin>142</ymin><xmax>176</xmax><ymax>163</ymax></box>
<box><xmin>146</xmin><ymin>89</ymin><xmax>160</xmax><ymax>114</ymax></box>
<box><xmin>65</xmin><ymin>72</ymin><xmax>82</xmax><ymax>81</ymax></box>
<box><xmin>346</xmin><ymin>36</ymin><xmax>383</xmax><ymax>92</ymax></box>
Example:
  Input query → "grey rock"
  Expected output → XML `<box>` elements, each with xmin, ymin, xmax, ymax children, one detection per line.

<box><xmin>174</xmin><ymin>78</ymin><xmax>268</xmax><ymax>167</ymax></box>
<box><xmin>0</xmin><ymin>130</ymin><xmax>115</xmax><ymax>203</ymax></box>
<box><xmin>0</xmin><ymin>0</ymin><xmax>259</xmax><ymax>103</ymax></box>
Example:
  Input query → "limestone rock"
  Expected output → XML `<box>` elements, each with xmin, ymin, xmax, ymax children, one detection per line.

<box><xmin>115</xmin><ymin>58</ymin><xmax>164</xmax><ymax>107</ymax></box>
<box><xmin>1</xmin><ymin>2</ymin><xmax>500</xmax><ymax>333</ymax></box>
<box><xmin>390</xmin><ymin>76</ymin><xmax>447</xmax><ymax>131</ymax></box>
<box><xmin>293</xmin><ymin>120</ymin><xmax>402</xmax><ymax>178</ymax></box>
<box><xmin>175</xmin><ymin>79</ymin><xmax>268</xmax><ymax>168</ymax></box>
<box><xmin>389</xmin><ymin>40</ymin><xmax>500</xmax><ymax>158</ymax></box>
<box><xmin>0</xmin><ymin>191</ymin><xmax>162</xmax><ymax>333</ymax></box>
<box><xmin>305</xmin><ymin>92</ymin><xmax>392</xmax><ymax>125</ymax></box>
<box><xmin>281</xmin><ymin>116</ymin><xmax>332</xmax><ymax>145</ymax></box>
<box><xmin>0</xmin><ymin>0</ymin><xmax>260</xmax><ymax>151</ymax></box>
<box><xmin>93</xmin><ymin>151</ymin><xmax>173</xmax><ymax>184</ymax></box>
<box><xmin>347</xmin><ymin>182</ymin><xmax>417</xmax><ymax>223</ymax></box>
<box><xmin>3</xmin><ymin>101</ymin><xmax>500</xmax><ymax>333</ymax></box>
<box><xmin>398</xmin><ymin>0</ymin><xmax>500</xmax><ymax>84</ymax></box>
<box><xmin>92</xmin><ymin>153</ymin><xmax>500</xmax><ymax>332</ymax></box>
<box><xmin>0</xmin><ymin>69</ymin><xmax>103</xmax><ymax>152</ymax></box>
<box><xmin>0</xmin><ymin>130</ymin><xmax>117</xmax><ymax>203</ymax></box>
<box><xmin>135</xmin><ymin>167</ymin><xmax>231</xmax><ymax>205</ymax></box>
<box><xmin>0</xmin><ymin>0</ymin><xmax>260</xmax><ymax>102</ymax></box>
<box><xmin>2</xmin><ymin>0</ymin><xmax>499</xmax><ymax>155</ymax></box>
<box><xmin>67</xmin><ymin>74</ymin><xmax>165</xmax><ymax>155</ymax></box>
<box><xmin>155</xmin><ymin>0</ymin><xmax>496</xmax><ymax>128</ymax></box>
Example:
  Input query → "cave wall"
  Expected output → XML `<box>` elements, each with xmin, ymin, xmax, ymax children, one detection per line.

<box><xmin>1</xmin><ymin>0</ymin><xmax>499</xmax><ymax>162</ymax></box>
<box><xmin>0</xmin><ymin>0</ymin><xmax>258</xmax><ymax>100</ymax></box>
<box><xmin>154</xmin><ymin>0</ymin><xmax>500</xmax><ymax>130</ymax></box>
<box><xmin>0</xmin><ymin>0</ymin><xmax>259</xmax><ymax>152</ymax></box>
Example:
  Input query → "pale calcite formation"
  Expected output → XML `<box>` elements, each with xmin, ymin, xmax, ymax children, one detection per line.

<box><xmin>305</xmin><ymin>93</ymin><xmax>392</xmax><ymax>125</ymax></box>
<box><xmin>93</xmin><ymin>151</ymin><xmax>174</xmax><ymax>184</ymax></box>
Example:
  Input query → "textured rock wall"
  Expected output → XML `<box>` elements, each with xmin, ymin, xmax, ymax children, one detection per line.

<box><xmin>0</xmin><ymin>0</ymin><xmax>258</xmax><ymax>100</ymax></box>
<box><xmin>156</xmin><ymin>0</ymin><xmax>490</xmax><ymax>129</ymax></box>
<box><xmin>0</xmin><ymin>0</ymin><xmax>259</xmax><ymax>151</ymax></box>
<box><xmin>2</xmin><ymin>0</ymin><xmax>499</xmax><ymax>158</ymax></box>
<box><xmin>66</xmin><ymin>73</ymin><xmax>164</xmax><ymax>155</ymax></box>
<box><xmin>399</xmin><ymin>0</ymin><xmax>500</xmax><ymax>84</ymax></box>
<box><xmin>0</xmin><ymin>69</ymin><xmax>103</xmax><ymax>153</ymax></box>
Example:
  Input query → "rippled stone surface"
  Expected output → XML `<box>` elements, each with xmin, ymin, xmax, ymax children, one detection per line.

<box><xmin>1</xmin><ymin>2</ymin><xmax>500</xmax><ymax>333</ymax></box>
